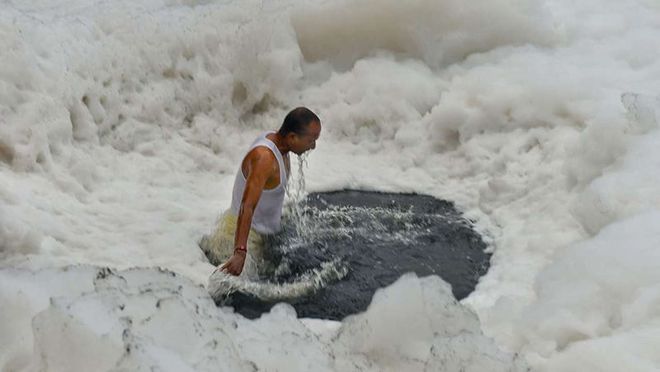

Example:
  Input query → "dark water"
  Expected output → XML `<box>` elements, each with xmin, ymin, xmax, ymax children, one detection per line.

<box><xmin>221</xmin><ymin>190</ymin><xmax>490</xmax><ymax>320</ymax></box>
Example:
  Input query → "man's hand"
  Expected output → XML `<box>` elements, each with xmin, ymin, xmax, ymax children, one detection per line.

<box><xmin>219</xmin><ymin>250</ymin><xmax>246</xmax><ymax>276</ymax></box>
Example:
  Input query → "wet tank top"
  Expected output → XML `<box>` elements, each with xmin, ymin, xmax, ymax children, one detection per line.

<box><xmin>230</xmin><ymin>131</ymin><xmax>288</xmax><ymax>234</ymax></box>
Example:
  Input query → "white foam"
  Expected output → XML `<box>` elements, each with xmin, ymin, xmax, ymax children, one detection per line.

<box><xmin>291</xmin><ymin>0</ymin><xmax>554</xmax><ymax>69</ymax></box>
<box><xmin>509</xmin><ymin>211</ymin><xmax>660</xmax><ymax>370</ymax></box>
<box><xmin>0</xmin><ymin>267</ymin><xmax>516</xmax><ymax>371</ymax></box>
<box><xmin>1</xmin><ymin>0</ymin><xmax>660</xmax><ymax>370</ymax></box>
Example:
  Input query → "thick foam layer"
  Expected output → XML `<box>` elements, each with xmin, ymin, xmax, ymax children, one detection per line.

<box><xmin>0</xmin><ymin>266</ymin><xmax>522</xmax><ymax>372</ymax></box>
<box><xmin>291</xmin><ymin>0</ymin><xmax>554</xmax><ymax>69</ymax></box>
<box><xmin>1</xmin><ymin>0</ymin><xmax>660</xmax><ymax>370</ymax></box>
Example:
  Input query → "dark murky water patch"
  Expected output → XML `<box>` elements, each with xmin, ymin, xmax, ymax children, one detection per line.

<box><xmin>221</xmin><ymin>190</ymin><xmax>490</xmax><ymax>320</ymax></box>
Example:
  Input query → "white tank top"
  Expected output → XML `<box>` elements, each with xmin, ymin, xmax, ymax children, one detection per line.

<box><xmin>230</xmin><ymin>132</ymin><xmax>288</xmax><ymax>234</ymax></box>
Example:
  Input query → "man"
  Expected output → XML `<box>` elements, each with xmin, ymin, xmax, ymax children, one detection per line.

<box><xmin>200</xmin><ymin>107</ymin><xmax>321</xmax><ymax>277</ymax></box>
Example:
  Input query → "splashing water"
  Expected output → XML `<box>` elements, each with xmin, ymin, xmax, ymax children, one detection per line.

<box><xmin>217</xmin><ymin>191</ymin><xmax>490</xmax><ymax>320</ymax></box>
<box><xmin>208</xmin><ymin>151</ymin><xmax>350</xmax><ymax>304</ymax></box>
<box><xmin>207</xmin><ymin>149</ymin><xmax>489</xmax><ymax>319</ymax></box>
<box><xmin>208</xmin><ymin>154</ymin><xmax>487</xmax><ymax>318</ymax></box>
<box><xmin>285</xmin><ymin>152</ymin><xmax>312</xmax><ymax>242</ymax></box>
<box><xmin>208</xmin><ymin>257</ymin><xmax>348</xmax><ymax>302</ymax></box>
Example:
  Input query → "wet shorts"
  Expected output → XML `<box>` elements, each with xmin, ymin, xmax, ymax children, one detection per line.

<box><xmin>199</xmin><ymin>212</ymin><xmax>266</xmax><ymax>280</ymax></box>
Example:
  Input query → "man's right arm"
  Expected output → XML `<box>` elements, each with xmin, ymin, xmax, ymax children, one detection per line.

<box><xmin>220</xmin><ymin>147</ymin><xmax>274</xmax><ymax>276</ymax></box>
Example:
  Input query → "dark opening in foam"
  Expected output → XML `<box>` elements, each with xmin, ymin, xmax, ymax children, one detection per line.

<box><xmin>219</xmin><ymin>190</ymin><xmax>491</xmax><ymax>320</ymax></box>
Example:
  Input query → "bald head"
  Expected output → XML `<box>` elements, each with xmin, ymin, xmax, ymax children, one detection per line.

<box><xmin>278</xmin><ymin>107</ymin><xmax>320</xmax><ymax>137</ymax></box>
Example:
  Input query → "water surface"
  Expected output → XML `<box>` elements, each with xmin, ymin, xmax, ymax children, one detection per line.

<box><xmin>222</xmin><ymin>190</ymin><xmax>490</xmax><ymax>320</ymax></box>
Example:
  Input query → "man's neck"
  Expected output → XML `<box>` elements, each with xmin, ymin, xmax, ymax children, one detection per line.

<box><xmin>267</xmin><ymin>132</ymin><xmax>289</xmax><ymax>156</ymax></box>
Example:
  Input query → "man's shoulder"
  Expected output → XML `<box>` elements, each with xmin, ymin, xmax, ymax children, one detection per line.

<box><xmin>246</xmin><ymin>146</ymin><xmax>277</xmax><ymax>164</ymax></box>
<box><xmin>247</xmin><ymin>145</ymin><xmax>276</xmax><ymax>157</ymax></box>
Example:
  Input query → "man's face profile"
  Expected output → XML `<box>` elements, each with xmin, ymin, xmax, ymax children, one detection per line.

<box><xmin>291</xmin><ymin>121</ymin><xmax>321</xmax><ymax>155</ymax></box>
